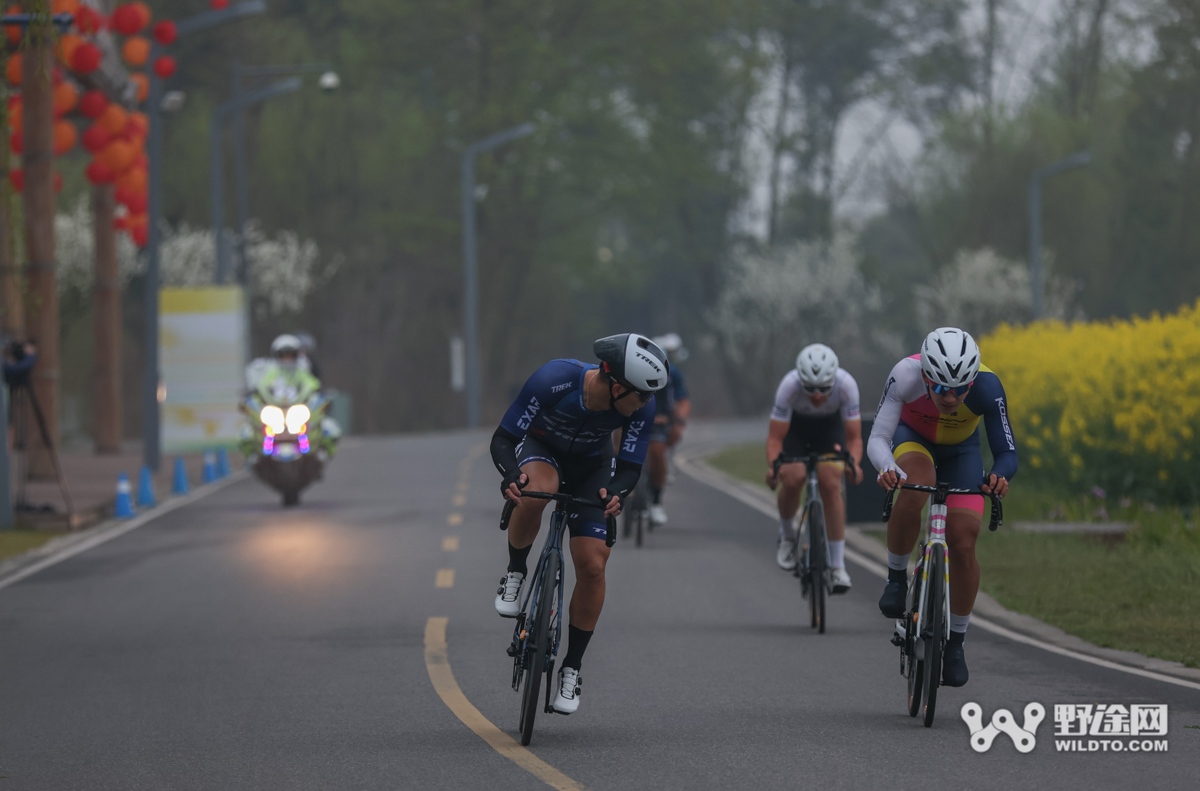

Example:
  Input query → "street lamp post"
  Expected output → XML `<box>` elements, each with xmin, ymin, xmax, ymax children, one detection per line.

<box><xmin>143</xmin><ymin>0</ymin><xmax>265</xmax><ymax>473</ymax></box>
<box><xmin>226</xmin><ymin>63</ymin><xmax>336</xmax><ymax>285</ymax></box>
<box><xmin>462</xmin><ymin>123</ymin><xmax>535</xmax><ymax>428</ymax></box>
<box><xmin>210</xmin><ymin>77</ymin><xmax>303</xmax><ymax>284</ymax></box>
<box><xmin>1028</xmin><ymin>151</ymin><xmax>1089</xmax><ymax>319</ymax></box>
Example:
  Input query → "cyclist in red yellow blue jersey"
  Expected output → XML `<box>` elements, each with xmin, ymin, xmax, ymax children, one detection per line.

<box><xmin>867</xmin><ymin>327</ymin><xmax>1016</xmax><ymax>688</ymax></box>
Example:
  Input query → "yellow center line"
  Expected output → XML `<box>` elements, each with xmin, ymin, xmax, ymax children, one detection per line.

<box><xmin>435</xmin><ymin>569</ymin><xmax>456</xmax><ymax>588</ymax></box>
<box><xmin>447</xmin><ymin>513</ymin><xmax>463</xmax><ymax>526</ymax></box>
<box><xmin>423</xmin><ymin>618</ymin><xmax>589</xmax><ymax>791</ymax></box>
<box><xmin>453</xmin><ymin>493</ymin><xmax>467</xmax><ymax>507</ymax></box>
<box><xmin>442</xmin><ymin>536</ymin><xmax>460</xmax><ymax>552</ymax></box>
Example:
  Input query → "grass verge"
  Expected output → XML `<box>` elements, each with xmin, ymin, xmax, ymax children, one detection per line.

<box><xmin>707</xmin><ymin>442</ymin><xmax>1200</xmax><ymax>668</ymax></box>
<box><xmin>0</xmin><ymin>530</ymin><xmax>60</xmax><ymax>563</ymax></box>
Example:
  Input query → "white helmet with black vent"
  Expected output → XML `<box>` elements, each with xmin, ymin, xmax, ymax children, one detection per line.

<box><xmin>795</xmin><ymin>343</ymin><xmax>839</xmax><ymax>388</ymax></box>
<box><xmin>271</xmin><ymin>334</ymin><xmax>303</xmax><ymax>357</ymax></box>
<box><xmin>920</xmin><ymin>327</ymin><xmax>980</xmax><ymax>388</ymax></box>
<box><xmin>593</xmin><ymin>333</ymin><xmax>670</xmax><ymax>392</ymax></box>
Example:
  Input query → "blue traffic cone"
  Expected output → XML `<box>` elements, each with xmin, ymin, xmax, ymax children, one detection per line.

<box><xmin>172</xmin><ymin>456</ymin><xmax>190</xmax><ymax>495</ymax></box>
<box><xmin>114</xmin><ymin>473</ymin><xmax>135</xmax><ymax>518</ymax></box>
<box><xmin>216</xmin><ymin>447</ymin><xmax>230</xmax><ymax>478</ymax></box>
<box><xmin>202</xmin><ymin>450</ymin><xmax>218</xmax><ymax>483</ymax></box>
<box><xmin>136</xmin><ymin>465</ymin><xmax>157</xmax><ymax>508</ymax></box>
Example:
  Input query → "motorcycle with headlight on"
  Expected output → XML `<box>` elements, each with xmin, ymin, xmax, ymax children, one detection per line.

<box><xmin>240</xmin><ymin>392</ymin><xmax>340</xmax><ymax>507</ymax></box>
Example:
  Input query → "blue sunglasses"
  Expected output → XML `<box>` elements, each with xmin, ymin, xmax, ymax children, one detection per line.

<box><xmin>929</xmin><ymin>381</ymin><xmax>971</xmax><ymax>397</ymax></box>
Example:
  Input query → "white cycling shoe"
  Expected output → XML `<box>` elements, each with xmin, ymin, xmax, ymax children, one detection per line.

<box><xmin>552</xmin><ymin>666</ymin><xmax>581</xmax><ymax>714</ymax></box>
<box><xmin>776</xmin><ymin>538</ymin><xmax>797</xmax><ymax>571</ymax></box>
<box><xmin>831</xmin><ymin>567</ymin><xmax>852</xmax><ymax>594</ymax></box>
<box><xmin>649</xmin><ymin>504</ymin><xmax>668</xmax><ymax>525</ymax></box>
<box><xmin>494</xmin><ymin>571</ymin><xmax>525</xmax><ymax>618</ymax></box>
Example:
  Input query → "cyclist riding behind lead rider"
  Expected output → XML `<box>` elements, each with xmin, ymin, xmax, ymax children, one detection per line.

<box><xmin>646</xmin><ymin>333</ymin><xmax>691</xmax><ymax>525</ymax></box>
<box><xmin>490</xmin><ymin>334</ymin><xmax>668</xmax><ymax>715</ymax></box>
<box><xmin>765</xmin><ymin>344</ymin><xmax>864</xmax><ymax>591</ymax></box>
<box><xmin>868</xmin><ymin>327</ymin><xmax>1016</xmax><ymax>688</ymax></box>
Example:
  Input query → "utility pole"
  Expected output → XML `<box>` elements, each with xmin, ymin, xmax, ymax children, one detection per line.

<box><xmin>461</xmin><ymin>123</ymin><xmax>535</xmax><ymax>427</ymax></box>
<box><xmin>1029</xmin><ymin>151</ymin><xmax>1089</xmax><ymax>319</ymax></box>
<box><xmin>142</xmin><ymin>0</ymin><xmax>265</xmax><ymax>472</ymax></box>
<box><xmin>22</xmin><ymin>21</ymin><xmax>57</xmax><ymax>478</ymax></box>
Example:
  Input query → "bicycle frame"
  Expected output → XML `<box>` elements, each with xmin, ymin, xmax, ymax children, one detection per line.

<box><xmin>511</xmin><ymin>505</ymin><xmax>569</xmax><ymax>686</ymax></box>
<box><xmin>778</xmin><ymin>451</ymin><xmax>851</xmax><ymax>574</ymax></box>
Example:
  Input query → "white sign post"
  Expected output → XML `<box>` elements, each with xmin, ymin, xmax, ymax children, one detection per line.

<box><xmin>160</xmin><ymin>286</ymin><xmax>246</xmax><ymax>454</ymax></box>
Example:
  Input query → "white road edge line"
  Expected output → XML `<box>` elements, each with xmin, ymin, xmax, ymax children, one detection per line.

<box><xmin>677</xmin><ymin>449</ymin><xmax>1200</xmax><ymax>694</ymax></box>
<box><xmin>0</xmin><ymin>471</ymin><xmax>250</xmax><ymax>593</ymax></box>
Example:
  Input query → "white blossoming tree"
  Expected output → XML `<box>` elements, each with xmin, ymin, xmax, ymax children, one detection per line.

<box><xmin>709</xmin><ymin>236</ymin><xmax>900</xmax><ymax>411</ymax></box>
<box><xmin>915</xmin><ymin>247</ymin><xmax>1082</xmax><ymax>338</ymax></box>
<box><xmin>54</xmin><ymin>197</ymin><xmax>335</xmax><ymax>316</ymax></box>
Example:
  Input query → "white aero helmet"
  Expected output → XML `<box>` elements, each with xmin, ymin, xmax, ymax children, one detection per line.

<box><xmin>795</xmin><ymin>343</ymin><xmax>839</xmax><ymax>388</ymax></box>
<box><xmin>271</xmin><ymin>334</ymin><xmax>303</xmax><ymax>357</ymax></box>
<box><xmin>594</xmin><ymin>333</ymin><xmax>670</xmax><ymax>392</ymax></box>
<box><xmin>920</xmin><ymin>327</ymin><xmax>980</xmax><ymax>388</ymax></box>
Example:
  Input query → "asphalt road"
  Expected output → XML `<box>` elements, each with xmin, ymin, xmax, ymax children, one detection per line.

<box><xmin>1</xmin><ymin>424</ymin><xmax>1197</xmax><ymax>790</ymax></box>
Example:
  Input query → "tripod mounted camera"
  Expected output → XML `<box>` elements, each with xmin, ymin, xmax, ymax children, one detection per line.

<box><xmin>4</xmin><ymin>341</ymin><xmax>74</xmax><ymax>521</ymax></box>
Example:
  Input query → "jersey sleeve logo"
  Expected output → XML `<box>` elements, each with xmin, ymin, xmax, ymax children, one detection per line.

<box><xmin>517</xmin><ymin>396</ymin><xmax>542</xmax><ymax>430</ymax></box>
<box><xmin>622</xmin><ymin>420</ymin><xmax>645</xmax><ymax>453</ymax></box>
<box><xmin>550</xmin><ymin>381</ymin><xmax>573</xmax><ymax>394</ymax></box>
<box><xmin>995</xmin><ymin>397</ymin><xmax>1016</xmax><ymax>450</ymax></box>
<box><xmin>878</xmin><ymin>376</ymin><xmax>896</xmax><ymax>412</ymax></box>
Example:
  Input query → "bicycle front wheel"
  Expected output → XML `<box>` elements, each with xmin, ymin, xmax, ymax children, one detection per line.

<box><xmin>807</xmin><ymin>500</ymin><xmax>827</xmax><ymax>633</ymax></box>
<box><xmin>519</xmin><ymin>553</ymin><xmax>559</xmax><ymax>745</ymax></box>
<box><xmin>921</xmin><ymin>548</ymin><xmax>946</xmax><ymax>727</ymax></box>
<box><xmin>906</xmin><ymin>563</ymin><xmax>925</xmax><ymax>717</ymax></box>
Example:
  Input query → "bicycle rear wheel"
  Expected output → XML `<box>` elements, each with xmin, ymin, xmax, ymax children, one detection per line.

<box><xmin>807</xmin><ymin>500</ymin><xmax>827</xmax><ymax>633</ymax></box>
<box><xmin>519</xmin><ymin>553</ymin><xmax>559</xmax><ymax>745</ymax></box>
<box><xmin>921</xmin><ymin>549</ymin><xmax>945</xmax><ymax>727</ymax></box>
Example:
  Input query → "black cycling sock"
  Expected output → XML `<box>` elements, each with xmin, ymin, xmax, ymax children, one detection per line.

<box><xmin>888</xmin><ymin>567</ymin><xmax>907</xmax><ymax>584</ymax></box>
<box><xmin>507</xmin><ymin>543</ymin><xmax>532</xmax><ymax>576</ymax></box>
<box><xmin>650</xmin><ymin>487</ymin><xmax>662</xmax><ymax>504</ymax></box>
<box><xmin>948</xmin><ymin>630</ymin><xmax>965</xmax><ymax>646</ymax></box>
<box><xmin>561</xmin><ymin>624</ymin><xmax>593</xmax><ymax>670</ymax></box>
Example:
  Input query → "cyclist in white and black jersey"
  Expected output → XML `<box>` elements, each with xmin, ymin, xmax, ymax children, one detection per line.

<box><xmin>765</xmin><ymin>344</ymin><xmax>864</xmax><ymax>591</ymax></box>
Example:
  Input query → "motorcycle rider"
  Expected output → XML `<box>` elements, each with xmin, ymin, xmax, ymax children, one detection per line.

<box><xmin>258</xmin><ymin>334</ymin><xmax>321</xmax><ymax>405</ymax></box>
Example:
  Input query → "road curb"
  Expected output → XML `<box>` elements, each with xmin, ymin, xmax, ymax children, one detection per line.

<box><xmin>0</xmin><ymin>470</ymin><xmax>250</xmax><ymax>593</ymax></box>
<box><xmin>676</xmin><ymin>443</ymin><xmax>1200</xmax><ymax>689</ymax></box>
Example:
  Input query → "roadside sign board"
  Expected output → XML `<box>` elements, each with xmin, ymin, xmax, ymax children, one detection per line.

<box><xmin>160</xmin><ymin>287</ymin><xmax>246</xmax><ymax>453</ymax></box>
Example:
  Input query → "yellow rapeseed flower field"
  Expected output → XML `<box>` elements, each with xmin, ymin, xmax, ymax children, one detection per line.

<box><xmin>982</xmin><ymin>299</ymin><xmax>1200</xmax><ymax>502</ymax></box>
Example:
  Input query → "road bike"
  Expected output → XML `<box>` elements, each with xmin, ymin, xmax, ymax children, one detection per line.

<box><xmin>777</xmin><ymin>451</ymin><xmax>851</xmax><ymax>634</ymax></box>
<box><xmin>883</xmin><ymin>482</ymin><xmax>1002</xmax><ymax>727</ymax></box>
<box><xmin>500</xmin><ymin>491</ymin><xmax>616</xmax><ymax>745</ymax></box>
<box><xmin>621</xmin><ymin>483</ymin><xmax>651</xmax><ymax>547</ymax></box>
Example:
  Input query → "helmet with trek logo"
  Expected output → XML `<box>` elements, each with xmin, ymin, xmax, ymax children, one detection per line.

<box><xmin>920</xmin><ymin>327</ymin><xmax>980</xmax><ymax>388</ymax></box>
<box><xmin>593</xmin><ymin>333</ymin><xmax>670</xmax><ymax>392</ymax></box>
<box><xmin>795</xmin><ymin>343</ymin><xmax>839</xmax><ymax>388</ymax></box>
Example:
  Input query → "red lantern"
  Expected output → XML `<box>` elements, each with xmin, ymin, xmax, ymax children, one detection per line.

<box><xmin>86</xmin><ymin>159</ymin><xmax>115</xmax><ymax>184</ymax></box>
<box><xmin>82</xmin><ymin>124</ymin><xmax>110</xmax><ymax>153</ymax></box>
<box><xmin>71</xmin><ymin>42</ymin><xmax>103</xmax><ymax>75</ymax></box>
<box><xmin>53</xmin><ymin>120</ymin><xmax>78</xmax><ymax>155</ymax></box>
<box><xmin>76</xmin><ymin>5</ymin><xmax>102</xmax><ymax>34</ymax></box>
<box><xmin>7</xmin><ymin>104</ymin><xmax>22</xmax><ymax>135</ymax></box>
<box><xmin>132</xmin><ymin>224</ymin><xmax>148</xmax><ymax>247</ymax></box>
<box><xmin>118</xmin><ymin>167</ymin><xmax>146</xmax><ymax>195</ymax></box>
<box><xmin>79</xmin><ymin>90</ymin><xmax>108</xmax><ymax>119</ymax></box>
<box><xmin>8</xmin><ymin>130</ymin><xmax>21</xmax><ymax>155</ymax></box>
<box><xmin>8</xmin><ymin>169</ymin><xmax>23</xmax><ymax>192</ymax></box>
<box><xmin>6</xmin><ymin>53</ymin><xmax>22</xmax><ymax>87</ymax></box>
<box><xmin>101</xmin><ymin>139</ymin><xmax>136</xmax><ymax>173</ymax></box>
<box><xmin>122</xmin><ymin>37</ymin><xmax>151</xmax><ymax>68</ymax></box>
<box><xmin>98</xmin><ymin>104</ymin><xmax>129</xmax><ymax>136</ymax></box>
<box><xmin>51</xmin><ymin>0</ymin><xmax>80</xmax><ymax>14</ymax></box>
<box><xmin>4</xmin><ymin>6</ymin><xmax>19</xmax><ymax>46</ymax></box>
<box><xmin>113</xmin><ymin>215</ymin><xmax>129</xmax><ymax>231</ymax></box>
<box><xmin>53</xmin><ymin>67</ymin><xmax>63</xmax><ymax>86</ymax></box>
<box><xmin>211</xmin><ymin>0</ymin><xmax>230</xmax><ymax>9</ymax></box>
<box><xmin>57</xmin><ymin>34</ymin><xmax>84</xmax><ymax>68</ymax></box>
<box><xmin>53</xmin><ymin>171</ymin><xmax>63</xmax><ymax>193</ymax></box>
<box><xmin>125</xmin><ymin>192</ymin><xmax>147</xmax><ymax>214</ymax></box>
<box><xmin>130</xmin><ymin>2</ymin><xmax>152</xmax><ymax>28</ymax></box>
<box><xmin>112</xmin><ymin>4</ymin><xmax>144</xmax><ymax>36</ymax></box>
<box><xmin>152</xmin><ymin>20</ymin><xmax>177</xmax><ymax>46</ymax></box>
<box><xmin>53</xmin><ymin>82</ymin><xmax>79</xmax><ymax>117</ymax></box>
<box><xmin>153</xmin><ymin>56</ymin><xmax>176</xmax><ymax>80</ymax></box>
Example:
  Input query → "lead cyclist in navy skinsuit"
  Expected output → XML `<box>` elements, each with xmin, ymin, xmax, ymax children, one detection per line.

<box><xmin>490</xmin><ymin>333</ymin><xmax>670</xmax><ymax>715</ymax></box>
